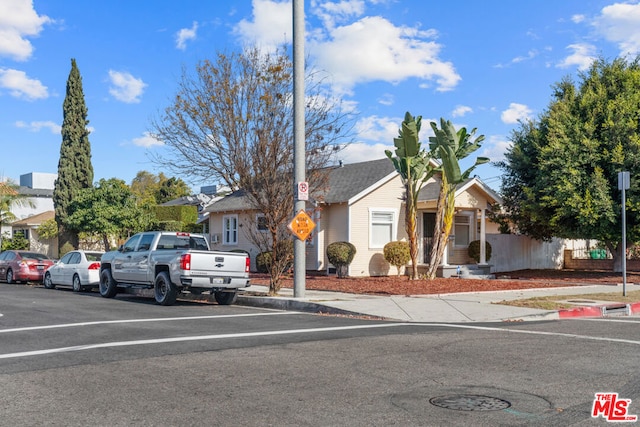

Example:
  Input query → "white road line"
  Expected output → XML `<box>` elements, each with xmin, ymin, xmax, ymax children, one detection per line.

<box><xmin>0</xmin><ymin>312</ymin><xmax>299</xmax><ymax>334</ymax></box>
<box><xmin>0</xmin><ymin>323</ymin><xmax>405</xmax><ymax>359</ymax></box>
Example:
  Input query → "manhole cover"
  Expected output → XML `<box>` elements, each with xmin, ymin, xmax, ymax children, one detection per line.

<box><xmin>429</xmin><ymin>394</ymin><xmax>511</xmax><ymax>411</ymax></box>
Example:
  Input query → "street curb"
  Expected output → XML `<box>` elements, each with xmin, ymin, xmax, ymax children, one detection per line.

<box><xmin>236</xmin><ymin>295</ymin><xmax>386</xmax><ymax>319</ymax></box>
<box><xmin>557</xmin><ymin>301</ymin><xmax>640</xmax><ymax>318</ymax></box>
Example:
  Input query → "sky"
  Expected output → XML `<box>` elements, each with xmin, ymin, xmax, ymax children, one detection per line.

<box><xmin>1</xmin><ymin>0</ymin><xmax>639</xmax><ymax>192</ymax></box>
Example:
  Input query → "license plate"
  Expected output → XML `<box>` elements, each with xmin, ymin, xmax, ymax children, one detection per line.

<box><xmin>210</xmin><ymin>277</ymin><xmax>224</xmax><ymax>284</ymax></box>
<box><xmin>37</xmin><ymin>265</ymin><xmax>44</xmax><ymax>270</ymax></box>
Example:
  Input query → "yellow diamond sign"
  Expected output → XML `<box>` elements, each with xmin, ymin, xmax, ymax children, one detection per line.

<box><xmin>288</xmin><ymin>210</ymin><xmax>316</xmax><ymax>241</ymax></box>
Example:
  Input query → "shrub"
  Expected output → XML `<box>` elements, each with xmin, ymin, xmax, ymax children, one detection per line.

<box><xmin>59</xmin><ymin>241</ymin><xmax>75</xmax><ymax>257</ymax></box>
<box><xmin>383</xmin><ymin>241</ymin><xmax>410</xmax><ymax>276</ymax></box>
<box><xmin>326</xmin><ymin>241</ymin><xmax>356</xmax><ymax>278</ymax></box>
<box><xmin>468</xmin><ymin>240</ymin><xmax>492</xmax><ymax>263</ymax></box>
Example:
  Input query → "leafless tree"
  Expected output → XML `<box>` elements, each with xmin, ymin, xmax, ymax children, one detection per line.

<box><xmin>150</xmin><ymin>46</ymin><xmax>354</xmax><ymax>293</ymax></box>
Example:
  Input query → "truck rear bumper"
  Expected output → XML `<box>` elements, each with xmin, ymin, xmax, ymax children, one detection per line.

<box><xmin>179</xmin><ymin>275</ymin><xmax>250</xmax><ymax>290</ymax></box>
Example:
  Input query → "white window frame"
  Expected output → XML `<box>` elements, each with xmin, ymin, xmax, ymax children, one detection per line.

<box><xmin>222</xmin><ymin>214</ymin><xmax>238</xmax><ymax>245</ymax></box>
<box><xmin>369</xmin><ymin>208</ymin><xmax>397</xmax><ymax>249</ymax></box>
<box><xmin>454</xmin><ymin>213</ymin><xmax>471</xmax><ymax>247</ymax></box>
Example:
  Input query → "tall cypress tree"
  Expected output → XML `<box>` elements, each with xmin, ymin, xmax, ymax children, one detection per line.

<box><xmin>54</xmin><ymin>58</ymin><xmax>94</xmax><ymax>253</ymax></box>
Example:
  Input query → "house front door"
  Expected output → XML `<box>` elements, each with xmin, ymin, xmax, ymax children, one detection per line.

<box><xmin>423</xmin><ymin>212</ymin><xmax>435</xmax><ymax>263</ymax></box>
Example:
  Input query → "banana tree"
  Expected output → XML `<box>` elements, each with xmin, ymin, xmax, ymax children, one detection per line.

<box><xmin>425</xmin><ymin>118</ymin><xmax>489</xmax><ymax>279</ymax></box>
<box><xmin>385</xmin><ymin>112</ymin><xmax>437</xmax><ymax>279</ymax></box>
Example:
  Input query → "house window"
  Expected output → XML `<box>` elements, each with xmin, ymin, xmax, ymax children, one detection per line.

<box><xmin>454</xmin><ymin>214</ymin><xmax>471</xmax><ymax>247</ymax></box>
<box><xmin>370</xmin><ymin>209</ymin><xmax>395</xmax><ymax>248</ymax></box>
<box><xmin>223</xmin><ymin>215</ymin><xmax>238</xmax><ymax>245</ymax></box>
<box><xmin>256</xmin><ymin>214</ymin><xmax>268</xmax><ymax>232</ymax></box>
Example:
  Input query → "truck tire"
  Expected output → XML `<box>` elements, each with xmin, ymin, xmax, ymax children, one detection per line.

<box><xmin>99</xmin><ymin>269</ymin><xmax>118</xmax><ymax>298</ymax></box>
<box><xmin>154</xmin><ymin>272</ymin><xmax>178</xmax><ymax>306</ymax></box>
<box><xmin>214</xmin><ymin>290</ymin><xmax>237</xmax><ymax>305</ymax></box>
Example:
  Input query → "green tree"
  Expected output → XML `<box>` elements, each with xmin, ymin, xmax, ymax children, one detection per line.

<box><xmin>65</xmin><ymin>178</ymin><xmax>147</xmax><ymax>251</ymax></box>
<box><xmin>131</xmin><ymin>171</ymin><xmax>161</xmax><ymax>205</ymax></box>
<box><xmin>426</xmin><ymin>119</ymin><xmax>488</xmax><ymax>279</ymax></box>
<box><xmin>155</xmin><ymin>176</ymin><xmax>191</xmax><ymax>204</ymax></box>
<box><xmin>53</xmin><ymin>58</ymin><xmax>94</xmax><ymax>253</ymax></box>
<box><xmin>151</xmin><ymin>46</ymin><xmax>354</xmax><ymax>295</ymax></box>
<box><xmin>386</xmin><ymin>112</ymin><xmax>437</xmax><ymax>279</ymax></box>
<box><xmin>37</xmin><ymin>218</ymin><xmax>58</xmax><ymax>241</ymax></box>
<box><xmin>498</xmin><ymin>56</ymin><xmax>640</xmax><ymax>272</ymax></box>
<box><xmin>0</xmin><ymin>179</ymin><xmax>35</xmax><ymax>226</ymax></box>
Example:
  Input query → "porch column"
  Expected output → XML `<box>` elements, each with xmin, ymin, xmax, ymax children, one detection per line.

<box><xmin>479</xmin><ymin>208</ymin><xmax>487</xmax><ymax>265</ymax></box>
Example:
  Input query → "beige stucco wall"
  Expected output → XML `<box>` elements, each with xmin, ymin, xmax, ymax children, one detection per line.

<box><xmin>347</xmin><ymin>175</ymin><xmax>407</xmax><ymax>277</ymax></box>
<box><xmin>208</xmin><ymin>211</ymin><xmax>263</xmax><ymax>270</ymax></box>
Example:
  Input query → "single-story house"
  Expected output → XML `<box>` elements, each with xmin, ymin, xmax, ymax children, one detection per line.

<box><xmin>10</xmin><ymin>210</ymin><xmax>58</xmax><ymax>258</ymax></box>
<box><xmin>202</xmin><ymin>158</ymin><xmax>506</xmax><ymax>277</ymax></box>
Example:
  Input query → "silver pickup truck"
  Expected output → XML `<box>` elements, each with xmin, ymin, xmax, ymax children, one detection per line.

<box><xmin>99</xmin><ymin>231</ymin><xmax>250</xmax><ymax>305</ymax></box>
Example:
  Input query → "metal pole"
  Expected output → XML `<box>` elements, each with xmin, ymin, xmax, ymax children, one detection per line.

<box><xmin>292</xmin><ymin>0</ymin><xmax>305</xmax><ymax>298</ymax></box>
<box><xmin>622</xmin><ymin>183</ymin><xmax>627</xmax><ymax>297</ymax></box>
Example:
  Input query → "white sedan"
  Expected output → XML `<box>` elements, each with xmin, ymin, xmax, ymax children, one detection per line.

<box><xmin>44</xmin><ymin>250</ymin><xmax>104</xmax><ymax>292</ymax></box>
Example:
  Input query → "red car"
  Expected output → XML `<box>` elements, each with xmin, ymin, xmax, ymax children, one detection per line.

<box><xmin>0</xmin><ymin>250</ymin><xmax>55</xmax><ymax>284</ymax></box>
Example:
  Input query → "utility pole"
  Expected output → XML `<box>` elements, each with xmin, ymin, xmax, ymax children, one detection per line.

<box><xmin>292</xmin><ymin>0</ymin><xmax>305</xmax><ymax>298</ymax></box>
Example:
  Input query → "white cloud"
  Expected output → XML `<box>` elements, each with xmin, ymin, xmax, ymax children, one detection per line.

<box><xmin>501</xmin><ymin>103</ymin><xmax>532</xmax><ymax>124</ymax></box>
<box><xmin>0</xmin><ymin>68</ymin><xmax>48</xmax><ymax>100</ymax></box>
<box><xmin>571</xmin><ymin>14</ymin><xmax>586</xmax><ymax>24</ymax></box>
<box><xmin>336</xmin><ymin>142</ymin><xmax>393</xmax><ymax>164</ymax></box>
<box><xmin>311</xmin><ymin>0</ymin><xmax>365</xmax><ymax>30</ymax></box>
<box><xmin>15</xmin><ymin>120</ymin><xmax>60</xmax><ymax>133</ymax></box>
<box><xmin>108</xmin><ymin>70</ymin><xmax>147</xmax><ymax>103</ymax></box>
<box><xmin>556</xmin><ymin>43</ymin><xmax>596</xmax><ymax>70</ymax></box>
<box><xmin>354</xmin><ymin>114</ymin><xmax>402</xmax><ymax>143</ymax></box>
<box><xmin>176</xmin><ymin>21</ymin><xmax>198</xmax><ymax>50</ymax></box>
<box><xmin>377</xmin><ymin>93</ymin><xmax>394</xmax><ymax>106</ymax></box>
<box><xmin>233</xmin><ymin>0</ymin><xmax>292</xmax><ymax>51</ymax></box>
<box><xmin>594</xmin><ymin>2</ymin><xmax>640</xmax><ymax>57</ymax></box>
<box><xmin>452</xmin><ymin>105</ymin><xmax>472</xmax><ymax>118</ymax></box>
<box><xmin>132</xmin><ymin>132</ymin><xmax>163</xmax><ymax>148</ymax></box>
<box><xmin>309</xmin><ymin>15</ymin><xmax>460</xmax><ymax>95</ymax></box>
<box><xmin>0</xmin><ymin>0</ymin><xmax>52</xmax><ymax>61</ymax></box>
<box><xmin>479</xmin><ymin>135</ymin><xmax>511</xmax><ymax>164</ymax></box>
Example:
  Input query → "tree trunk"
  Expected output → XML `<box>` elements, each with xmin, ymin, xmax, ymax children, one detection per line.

<box><xmin>608</xmin><ymin>242</ymin><xmax>623</xmax><ymax>273</ymax></box>
<box><xmin>102</xmin><ymin>233</ymin><xmax>110</xmax><ymax>252</ymax></box>
<box><xmin>405</xmin><ymin>191</ymin><xmax>419</xmax><ymax>280</ymax></box>
<box><xmin>426</xmin><ymin>183</ymin><xmax>446</xmax><ymax>279</ymax></box>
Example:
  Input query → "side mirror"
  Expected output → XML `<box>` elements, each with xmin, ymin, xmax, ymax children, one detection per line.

<box><xmin>118</xmin><ymin>245</ymin><xmax>124</xmax><ymax>252</ymax></box>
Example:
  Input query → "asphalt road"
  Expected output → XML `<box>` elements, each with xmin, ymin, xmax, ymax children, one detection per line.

<box><xmin>2</xmin><ymin>284</ymin><xmax>640</xmax><ymax>426</ymax></box>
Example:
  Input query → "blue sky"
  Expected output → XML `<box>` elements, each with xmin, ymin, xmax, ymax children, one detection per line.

<box><xmin>1</xmin><ymin>0</ymin><xmax>638</xmax><ymax>191</ymax></box>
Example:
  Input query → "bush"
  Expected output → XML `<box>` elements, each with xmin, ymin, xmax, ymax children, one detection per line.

<box><xmin>326</xmin><ymin>241</ymin><xmax>356</xmax><ymax>278</ymax></box>
<box><xmin>383</xmin><ymin>241</ymin><xmax>410</xmax><ymax>276</ymax></box>
<box><xmin>468</xmin><ymin>240</ymin><xmax>492</xmax><ymax>263</ymax></box>
<box><xmin>1</xmin><ymin>233</ymin><xmax>30</xmax><ymax>251</ymax></box>
<box><xmin>59</xmin><ymin>241</ymin><xmax>75</xmax><ymax>257</ymax></box>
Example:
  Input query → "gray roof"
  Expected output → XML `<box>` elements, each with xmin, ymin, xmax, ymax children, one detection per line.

<box><xmin>204</xmin><ymin>158</ymin><xmax>397</xmax><ymax>213</ymax></box>
<box><xmin>321</xmin><ymin>158</ymin><xmax>396</xmax><ymax>204</ymax></box>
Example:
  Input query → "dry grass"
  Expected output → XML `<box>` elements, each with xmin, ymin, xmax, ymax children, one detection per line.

<box><xmin>497</xmin><ymin>290</ymin><xmax>640</xmax><ymax>310</ymax></box>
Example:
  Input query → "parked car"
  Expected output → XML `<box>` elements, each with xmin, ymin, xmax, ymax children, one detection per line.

<box><xmin>44</xmin><ymin>250</ymin><xmax>104</xmax><ymax>292</ymax></box>
<box><xmin>0</xmin><ymin>250</ymin><xmax>55</xmax><ymax>284</ymax></box>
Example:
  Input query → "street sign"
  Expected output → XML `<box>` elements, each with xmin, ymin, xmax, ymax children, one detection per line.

<box><xmin>288</xmin><ymin>209</ymin><xmax>316</xmax><ymax>241</ymax></box>
<box><xmin>297</xmin><ymin>181</ymin><xmax>309</xmax><ymax>201</ymax></box>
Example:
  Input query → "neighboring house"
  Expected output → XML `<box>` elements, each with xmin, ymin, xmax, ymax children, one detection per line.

<box><xmin>160</xmin><ymin>184</ymin><xmax>230</xmax><ymax>233</ymax></box>
<box><xmin>10</xmin><ymin>210</ymin><xmax>58</xmax><ymax>258</ymax></box>
<box><xmin>1</xmin><ymin>172</ymin><xmax>57</xmax><ymax>250</ymax></box>
<box><xmin>203</xmin><ymin>158</ymin><xmax>512</xmax><ymax>277</ymax></box>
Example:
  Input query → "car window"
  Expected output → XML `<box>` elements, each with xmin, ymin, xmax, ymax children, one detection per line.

<box><xmin>60</xmin><ymin>253</ymin><xmax>74</xmax><ymax>264</ymax></box>
<box><xmin>69</xmin><ymin>252</ymin><xmax>81</xmax><ymax>264</ymax></box>
<box><xmin>137</xmin><ymin>234</ymin><xmax>155</xmax><ymax>252</ymax></box>
<box><xmin>190</xmin><ymin>237</ymin><xmax>209</xmax><ymax>250</ymax></box>
<box><xmin>4</xmin><ymin>252</ymin><xmax>16</xmax><ymax>261</ymax></box>
<box><xmin>85</xmin><ymin>252</ymin><xmax>103</xmax><ymax>262</ymax></box>
<box><xmin>0</xmin><ymin>252</ymin><xmax>7</xmax><ymax>261</ymax></box>
<box><xmin>122</xmin><ymin>235</ymin><xmax>141</xmax><ymax>253</ymax></box>
<box><xmin>21</xmin><ymin>252</ymin><xmax>50</xmax><ymax>261</ymax></box>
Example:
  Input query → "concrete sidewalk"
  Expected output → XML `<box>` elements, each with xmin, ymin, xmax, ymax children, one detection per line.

<box><xmin>235</xmin><ymin>283</ymin><xmax>640</xmax><ymax>323</ymax></box>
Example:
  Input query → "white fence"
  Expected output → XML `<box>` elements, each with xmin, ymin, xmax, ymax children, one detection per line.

<box><xmin>486</xmin><ymin>234</ymin><xmax>575</xmax><ymax>272</ymax></box>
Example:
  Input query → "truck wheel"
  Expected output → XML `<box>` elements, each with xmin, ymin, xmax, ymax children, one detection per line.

<box><xmin>154</xmin><ymin>272</ymin><xmax>178</xmax><ymax>306</ymax></box>
<box><xmin>214</xmin><ymin>291</ymin><xmax>237</xmax><ymax>305</ymax></box>
<box><xmin>99</xmin><ymin>269</ymin><xmax>118</xmax><ymax>298</ymax></box>
<box><xmin>43</xmin><ymin>272</ymin><xmax>55</xmax><ymax>289</ymax></box>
